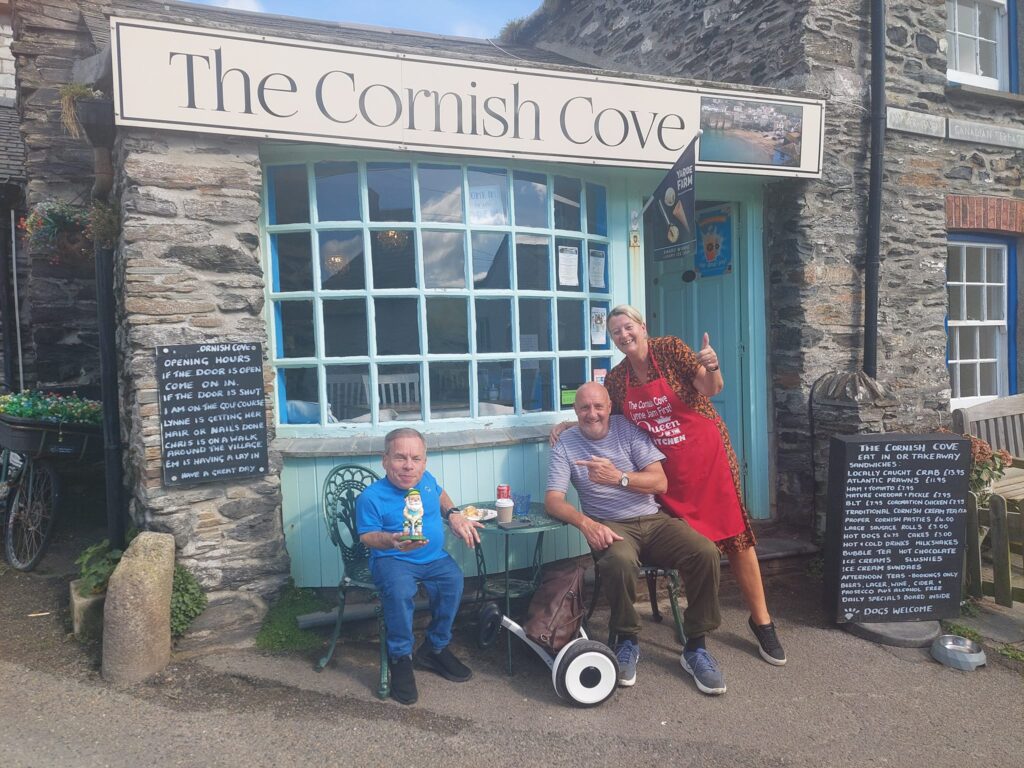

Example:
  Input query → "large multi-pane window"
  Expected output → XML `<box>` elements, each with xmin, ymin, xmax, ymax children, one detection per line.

<box><xmin>947</xmin><ymin>241</ymin><xmax>1009</xmax><ymax>407</ymax></box>
<box><xmin>265</xmin><ymin>159</ymin><xmax>612</xmax><ymax>427</ymax></box>
<box><xmin>946</xmin><ymin>0</ymin><xmax>1012</xmax><ymax>90</ymax></box>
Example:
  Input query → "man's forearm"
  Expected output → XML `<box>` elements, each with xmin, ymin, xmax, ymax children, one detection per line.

<box><xmin>621</xmin><ymin>465</ymin><xmax>667</xmax><ymax>495</ymax></box>
<box><xmin>544</xmin><ymin>493</ymin><xmax>590</xmax><ymax>529</ymax></box>
<box><xmin>360</xmin><ymin>531</ymin><xmax>397</xmax><ymax>550</ymax></box>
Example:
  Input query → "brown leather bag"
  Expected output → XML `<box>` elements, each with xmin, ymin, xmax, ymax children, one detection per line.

<box><xmin>524</xmin><ymin>561</ymin><xmax>586</xmax><ymax>654</ymax></box>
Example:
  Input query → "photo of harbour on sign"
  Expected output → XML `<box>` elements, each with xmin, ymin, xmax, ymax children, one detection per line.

<box><xmin>699</xmin><ymin>96</ymin><xmax>804</xmax><ymax>168</ymax></box>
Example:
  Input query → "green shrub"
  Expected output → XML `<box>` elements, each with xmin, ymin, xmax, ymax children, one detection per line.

<box><xmin>75</xmin><ymin>539</ymin><xmax>123</xmax><ymax>596</ymax></box>
<box><xmin>171</xmin><ymin>564</ymin><xmax>208</xmax><ymax>637</ymax></box>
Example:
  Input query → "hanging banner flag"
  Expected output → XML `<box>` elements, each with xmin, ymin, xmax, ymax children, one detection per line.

<box><xmin>647</xmin><ymin>133</ymin><xmax>698</xmax><ymax>262</ymax></box>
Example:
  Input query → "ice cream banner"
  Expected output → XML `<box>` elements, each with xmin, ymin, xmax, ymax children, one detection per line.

<box><xmin>648</xmin><ymin>135</ymin><xmax>697</xmax><ymax>262</ymax></box>
<box><xmin>695</xmin><ymin>205</ymin><xmax>733</xmax><ymax>277</ymax></box>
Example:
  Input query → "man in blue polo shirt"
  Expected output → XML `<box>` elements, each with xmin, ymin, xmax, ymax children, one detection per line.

<box><xmin>357</xmin><ymin>427</ymin><xmax>482</xmax><ymax>705</ymax></box>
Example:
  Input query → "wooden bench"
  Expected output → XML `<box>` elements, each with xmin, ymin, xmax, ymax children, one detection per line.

<box><xmin>952</xmin><ymin>395</ymin><xmax>1024</xmax><ymax>606</ymax></box>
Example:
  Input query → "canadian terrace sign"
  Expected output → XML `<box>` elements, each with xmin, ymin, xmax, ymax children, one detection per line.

<box><xmin>110</xmin><ymin>18</ymin><xmax>824</xmax><ymax>177</ymax></box>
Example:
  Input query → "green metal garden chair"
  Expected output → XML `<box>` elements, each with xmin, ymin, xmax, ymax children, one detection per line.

<box><xmin>585</xmin><ymin>564</ymin><xmax>686</xmax><ymax>647</ymax></box>
<box><xmin>315</xmin><ymin>464</ymin><xmax>393</xmax><ymax>699</ymax></box>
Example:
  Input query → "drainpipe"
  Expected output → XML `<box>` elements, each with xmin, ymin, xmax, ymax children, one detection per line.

<box><xmin>863</xmin><ymin>0</ymin><xmax>886</xmax><ymax>379</ymax></box>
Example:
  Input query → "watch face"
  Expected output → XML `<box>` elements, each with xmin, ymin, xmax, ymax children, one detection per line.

<box><xmin>619</xmin><ymin>475</ymin><xmax>628</xmax><ymax>487</ymax></box>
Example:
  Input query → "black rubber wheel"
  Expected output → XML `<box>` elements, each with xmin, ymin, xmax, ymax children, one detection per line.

<box><xmin>476</xmin><ymin>601</ymin><xmax>503</xmax><ymax>649</ymax></box>
<box><xmin>553</xmin><ymin>640</ymin><xmax>618</xmax><ymax>708</ymax></box>
<box><xmin>4</xmin><ymin>459</ymin><xmax>61</xmax><ymax>571</ymax></box>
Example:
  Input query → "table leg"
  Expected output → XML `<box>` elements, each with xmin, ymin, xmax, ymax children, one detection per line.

<box><xmin>504</xmin><ymin>535</ymin><xmax>512</xmax><ymax>675</ymax></box>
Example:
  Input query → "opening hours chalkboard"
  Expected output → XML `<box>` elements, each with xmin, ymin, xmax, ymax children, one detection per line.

<box><xmin>156</xmin><ymin>342</ymin><xmax>269</xmax><ymax>486</ymax></box>
<box><xmin>824</xmin><ymin>433</ymin><xmax>970</xmax><ymax>624</ymax></box>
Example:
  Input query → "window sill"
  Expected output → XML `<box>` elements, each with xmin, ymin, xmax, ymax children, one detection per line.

<box><xmin>273</xmin><ymin>423</ymin><xmax>554</xmax><ymax>457</ymax></box>
<box><xmin>946</xmin><ymin>82</ymin><xmax>1024</xmax><ymax>108</ymax></box>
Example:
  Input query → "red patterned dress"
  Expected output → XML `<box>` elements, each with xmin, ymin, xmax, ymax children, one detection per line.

<box><xmin>604</xmin><ymin>335</ymin><xmax>756</xmax><ymax>554</ymax></box>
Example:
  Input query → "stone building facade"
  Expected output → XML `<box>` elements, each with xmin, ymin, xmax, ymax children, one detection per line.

<box><xmin>519</xmin><ymin>0</ymin><xmax>1024</xmax><ymax>525</ymax></box>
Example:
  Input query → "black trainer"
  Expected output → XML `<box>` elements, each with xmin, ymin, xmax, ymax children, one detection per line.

<box><xmin>389</xmin><ymin>655</ymin><xmax>418</xmax><ymax>705</ymax></box>
<box><xmin>748</xmin><ymin>616</ymin><xmax>787</xmax><ymax>666</ymax></box>
<box><xmin>414</xmin><ymin>642</ymin><xmax>473</xmax><ymax>682</ymax></box>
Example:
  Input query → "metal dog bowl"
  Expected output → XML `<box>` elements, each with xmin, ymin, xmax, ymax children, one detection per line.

<box><xmin>930</xmin><ymin>634</ymin><xmax>986</xmax><ymax>671</ymax></box>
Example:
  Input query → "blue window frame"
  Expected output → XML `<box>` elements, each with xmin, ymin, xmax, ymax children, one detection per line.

<box><xmin>264</xmin><ymin>157</ymin><xmax>612</xmax><ymax>428</ymax></box>
<box><xmin>946</xmin><ymin>0</ymin><xmax>1020</xmax><ymax>92</ymax></box>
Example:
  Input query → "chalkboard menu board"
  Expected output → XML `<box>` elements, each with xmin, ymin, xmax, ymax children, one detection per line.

<box><xmin>156</xmin><ymin>342</ymin><xmax>269</xmax><ymax>486</ymax></box>
<box><xmin>824</xmin><ymin>433</ymin><xmax>970</xmax><ymax>624</ymax></box>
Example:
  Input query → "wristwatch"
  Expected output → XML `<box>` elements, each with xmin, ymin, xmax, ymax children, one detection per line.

<box><xmin>442</xmin><ymin>506</ymin><xmax>460</xmax><ymax>521</ymax></box>
<box><xmin>619</xmin><ymin>473</ymin><xmax>629</xmax><ymax>488</ymax></box>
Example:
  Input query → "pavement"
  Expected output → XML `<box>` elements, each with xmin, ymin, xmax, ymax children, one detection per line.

<box><xmin>1</xmin><ymin>529</ymin><xmax>1023</xmax><ymax>768</ymax></box>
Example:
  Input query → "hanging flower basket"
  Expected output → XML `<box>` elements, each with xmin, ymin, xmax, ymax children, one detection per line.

<box><xmin>18</xmin><ymin>200</ymin><xmax>93</xmax><ymax>266</ymax></box>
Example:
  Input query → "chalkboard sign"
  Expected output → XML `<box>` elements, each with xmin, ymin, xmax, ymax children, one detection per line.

<box><xmin>156</xmin><ymin>342</ymin><xmax>269</xmax><ymax>486</ymax></box>
<box><xmin>824</xmin><ymin>434</ymin><xmax>970</xmax><ymax>624</ymax></box>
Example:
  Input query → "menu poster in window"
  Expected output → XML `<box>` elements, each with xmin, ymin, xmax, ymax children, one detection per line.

<box><xmin>557</xmin><ymin>245</ymin><xmax>579</xmax><ymax>287</ymax></box>
<box><xmin>156</xmin><ymin>342</ymin><xmax>269</xmax><ymax>486</ymax></box>
<box><xmin>824</xmin><ymin>434</ymin><xmax>970</xmax><ymax>624</ymax></box>
<box><xmin>468</xmin><ymin>184</ymin><xmax>505</xmax><ymax>225</ymax></box>
<box><xmin>588</xmin><ymin>248</ymin><xmax>607</xmax><ymax>290</ymax></box>
<box><xmin>590</xmin><ymin>306</ymin><xmax>608</xmax><ymax>346</ymax></box>
<box><xmin>695</xmin><ymin>205</ymin><xmax>733</xmax><ymax>277</ymax></box>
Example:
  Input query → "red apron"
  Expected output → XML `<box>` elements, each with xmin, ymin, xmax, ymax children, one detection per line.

<box><xmin>621</xmin><ymin>349</ymin><xmax>745</xmax><ymax>542</ymax></box>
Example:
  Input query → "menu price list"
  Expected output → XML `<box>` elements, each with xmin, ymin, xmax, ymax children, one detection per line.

<box><xmin>824</xmin><ymin>434</ymin><xmax>970</xmax><ymax>624</ymax></box>
<box><xmin>156</xmin><ymin>342</ymin><xmax>269</xmax><ymax>486</ymax></box>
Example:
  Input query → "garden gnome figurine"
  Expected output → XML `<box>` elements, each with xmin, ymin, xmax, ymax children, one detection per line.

<box><xmin>402</xmin><ymin>489</ymin><xmax>425</xmax><ymax>540</ymax></box>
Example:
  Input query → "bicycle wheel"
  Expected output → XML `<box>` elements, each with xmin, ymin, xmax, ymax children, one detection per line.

<box><xmin>4</xmin><ymin>459</ymin><xmax>61</xmax><ymax>571</ymax></box>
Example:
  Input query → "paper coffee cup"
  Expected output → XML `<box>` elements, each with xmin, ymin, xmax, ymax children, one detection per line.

<box><xmin>496</xmin><ymin>498</ymin><xmax>514</xmax><ymax>523</ymax></box>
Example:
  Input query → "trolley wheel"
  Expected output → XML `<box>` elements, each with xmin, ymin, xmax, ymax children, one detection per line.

<box><xmin>552</xmin><ymin>639</ymin><xmax>618</xmax><ymax>708</ymax></box>
<box><xmin>476</xmin><ymin>602</ymin><xmax>503</xmax><ymax>649</ymax></box>
<box><xmin>4</xmin><ymin>459</ymin><xmax>61</xmax><ymax>572</ymax></box>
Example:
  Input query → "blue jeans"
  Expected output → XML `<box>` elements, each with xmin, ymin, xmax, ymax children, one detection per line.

<box><xmin>370</xmin><ymin>553</ymin><xmax>464</xmax><ymax>660</ymax></box>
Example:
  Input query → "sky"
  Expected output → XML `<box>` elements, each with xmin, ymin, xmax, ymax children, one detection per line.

<box><xmin>185</xmin><ymin>0</ymin><xmax>542</xmax><ymax>39</ymax></box>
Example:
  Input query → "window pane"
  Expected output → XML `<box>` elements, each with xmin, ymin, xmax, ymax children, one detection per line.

<box><xmin>960</xmin><ymin>326</ymin><xmax>978</xmax><ymax>360</ymax></box>
<box><xmin>516</xmin><ymin>234</ymin><xmax>550</xmax><ymax>290</ymax></box>
<box><xmin>980</xmin><ymin>326</ymin><xmax>999</xmax><ymax>359</ymax></box>
<box><xmin>986</xmin><ymin>249</ymin><xmax>1004</xmax><ymax>282</ymax></box>
<box><xmin>277</xmin><ymin>301</ymin><xmax>315</xmax><ymax>358</ymax></box>
<box><xmin>948</xmin><ymin>285</ymin><xmax>963</xmax><ymax>319</ymax></box>
<box><xmin>419</xmin><ymin>164</ymin><xmax>464</xmax><ymax>223</ymax></box>
<box><xmin>375</xmin><ymin>298</ymin><xmax>420</xmax><ymax>355</ymax></box>
<box><xmin>965</xmin><ymin>246</ymin><xmax>983</xmax><ymax>282</ymax></box>
<box><xmin>960</xmin><ymin>363</ymin><xmax>978</xmax><ymax>396</ymax></box>
<box><xmin>949</xmin><ymin>362</ymin><xmax>960</xmax><ymax>398</ymax></box>
<box><xmin>430</xmin><ymin>362</ymin><xmax>469</xmax><ymax>419</ymax></box>
<box><xmin>272</xmin><ymin>233</ymin><xmax>313</xmax><ymax>292</ymax></box>
<box><xmin>478</xmin><ymin>361</ymin><xmax>515</xmax><ymax>412</ymax></box>
<box><xmin>947</xmin><ymin>246</ymin><xmax>962</xmax><ymax>281</ymax></box>
<box><xmin>472</xmin><ymin>232</ymin><xmax>511</xmax><ymax>288</ymax></box>
<box><xmin>965</xmin><ymin>285</ymin><xmax>983</xmax><ymax>320</ymax></box>
<box><xmin>371</xmin><ymin>230</ymin><xmax>416</xmax><ymax>288</ymax></box>
<box><xmin>957</xmin><ymin>35</ymin><xmax>978</xmax><ymax>75</ymax></box>
<box><xmin>476</xmin><ymin>299</ymin><xmax>512</xmax><ymax>353</ymax></box>
<box><xmin>422</xmin><ymin>230</ymin><xmax>466</xmax><ymax>288</ymax></box>
<box><xmin>377</xmin><ymin>363</ymin><xmax>421</xmax><ymax>420</ymax></box>
<box><xmin>558</xmin><ymin>299</ymin><xmax>585</xmax><ymax>351</ymax></box>
<box><xmin>267</xmin><ymin>165</ymin><xmax>308</xmax><ymax>225</ymax></box>
<box><xmin>521</xmin><ymin>359</ymin><xmax>553</xmax><ymax>413</ymax></box>
<box><xmin>556</xmin><ymin>237</ymin><xmax>582</xmax><ymax>290</ymax></box>
<box><xmin>468</xmin><ymin>167</ymin><xmax>508</xmax><ymax>225</ymax></box>
<box><xmin>949</xmin><ymin>328</ymin><xmax>960</xmax><ymax>362</ymax></box>
<box><xmin>592</xmin><ymin>356</ymin><xmax>612</xmax><ymax>383</ymax></box>
<box><xmin>323</xmin><ymin>299</ymin><xmax>368</xmax><ymax>357</ymax></box>
<box><xmin>319</xmin><ymin>231</ymin><xmax>365</xmax><ymax>290</ymax></box>
<box><xmin>553</xmin><ymin>176</ymin><xmax>582</xmax><ymax>231</ymax></box>
<box><xmin>588</xmin><ymin>243</ymin><xmax>608</xmax><ymax>292</ymax></box>
<box><xmin>279</xmin><ymin>368</ymin><xmax>319</xmax><ymax>424</ymax></box>
<box><xmin>513</xmin><ymin>171</ymin><xmax>547</xmax><ymax>228</ymax></box>
<box><xmin>980</xmin><ymin>362</ymin><xmax>998</xmax><ymax>396</ymax></box>
<box><xmin>957</xmin><ymin>4</ymin><xmax>976</xmax><ymax>35</ymax></box>
<box><xmin>518</xmin><ymin>298</ymin><xmax>552</xmax><ymax>352</ymax></box>
<box><xmin>979</xmin><ymin>3</ymin><xmax>999</xmax><ymax>39</ymax></box>
<box><xmin>979</xmin><ymin>40</ymin><xmax>998</xmax><ymax>77</ymax></box>
<box><xmin>326</xmin><ymin>364</ymin><xmax>370</xmax><ymax>422</ymax></box>
<box><xmin>426</xmin><ymin>297</ymin><xmax>468</xmax><ymax>354</ymax></box>
<box><xmin>586</xmin><ymin>183</ymin><xmax>608</xmax><ymax>236</ymax></box>
<box><xmin>315</xmin><ymin>161</ymin><xmax>360</xmax><ymax>222</ymax></box>
<box><xmin>559</xmin><ymin>358</ymin><xmax>586</xmax><ymax>410</ymax></box>
<box><xmin>367</xmin><ymin>163</ymin><xmax>413</xmax><ymax>221</ymax></box>
<box><xmin>987</xmin><ymin>286</ymin><xmax>1004</xmax><ymax>320</ymax></box>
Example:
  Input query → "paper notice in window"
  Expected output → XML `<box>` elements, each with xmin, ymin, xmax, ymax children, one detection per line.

<box><xmin>590</xmin><ymin>306</ymin><xmax>607</xmax><ymax>346</ymax></box>
<box><xmin>588</xmin><ymin>249</ymin><xmax>606</xmax><ymax>289</ymax></box>
<box><xmin>558</xmin><ymin>245</ymin><xmax>579</xmax><ymax>287</ymax></box>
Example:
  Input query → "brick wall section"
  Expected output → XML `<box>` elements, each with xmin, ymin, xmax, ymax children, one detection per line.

<box><xmin>946</xmin><ymin>195</ymin><xmax>1024</xmax><ymax>235</ymax></box>
<box><xmin>11</xmin><ymin>0</ymin><xmax>101</xmax><ymax>386</ymax></box>
<box><xmin>113</xmin><ymin>128</ymin><xmax>288</xmax><ymax>635</ymax></box>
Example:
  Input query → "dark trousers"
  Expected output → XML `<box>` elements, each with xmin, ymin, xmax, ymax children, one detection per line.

<box><xmin>593</xmin><ymin>513</ymin><xmax>721</xmax><ymax>640</ymax></box>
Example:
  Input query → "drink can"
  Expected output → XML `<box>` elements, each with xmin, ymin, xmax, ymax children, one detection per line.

<box><xmin>497</xmin><ymin>484</ymin><xmax>511</xmax><ymax>500</ymax></box>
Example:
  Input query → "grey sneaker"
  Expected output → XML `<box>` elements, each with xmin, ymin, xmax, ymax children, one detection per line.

<box><xmin>680</xmin><ymin>648</ymin><xmax>726</xmax><ymax>695</ymax></box>
<box><xmin>748</xmin><ymin>616</ymin><xmax>787</xmax><ymax>666</ymax></box>
<box><xmin>614</xmin><ymin>639</ymin><xmax>640</xmax><ymax>687</ymax></box>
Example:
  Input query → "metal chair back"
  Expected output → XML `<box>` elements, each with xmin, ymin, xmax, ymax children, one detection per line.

<box><xmin>322</xmin><ymin>464</ymin><xmax>380</xmax><ymax>581</ymax></box>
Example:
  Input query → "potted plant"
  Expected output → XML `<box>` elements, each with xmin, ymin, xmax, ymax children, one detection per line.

<box><xmin>18</xmin><ymin>199</ymin><xmax>93</xmax><ymax>266</ymax></box>
<box><xmin>964</xmin><ymin>432</ymin><xmax>1012</xmax><ymax>510</ymax></box>
<box><xmin>70</xmin><ymin>539</ymin><xmax>123</xmax><ymax>641</ymax></box>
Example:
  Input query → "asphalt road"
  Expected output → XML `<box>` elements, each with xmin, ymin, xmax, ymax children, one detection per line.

<box><xmin>2</xmin><ymin>559</ymin><xmax>1022</xmax><ymax>768</ymax></box>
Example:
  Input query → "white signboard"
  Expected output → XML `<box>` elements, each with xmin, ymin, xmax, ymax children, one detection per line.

<box><xmin>111</xmin><ymin>17</ymin><xmax>825</xmax><ymax>177</ymax></box>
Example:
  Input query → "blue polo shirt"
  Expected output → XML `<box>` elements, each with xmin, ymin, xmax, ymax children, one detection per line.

<box><xmin>355</xmin><ymin>470</ymin><xmax>447</xmax><ymax>564</ymax></box>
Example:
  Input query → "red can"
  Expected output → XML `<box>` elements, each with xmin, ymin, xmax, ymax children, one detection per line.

<box><xmin>497</xmin><ymin>484</ymin><xmax>511</xmax><ymax>500</ymax></box>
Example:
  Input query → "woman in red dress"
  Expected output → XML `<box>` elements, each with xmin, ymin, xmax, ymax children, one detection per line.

<box><xmin>553</xmin><ymin>304</ymin><xmax>785</xmax><ymax>665</ymax></box>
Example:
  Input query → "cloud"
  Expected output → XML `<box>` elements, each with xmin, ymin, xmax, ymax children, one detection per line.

<box><xmin>450</xmin><ymin>21</ymin><xmax>490</xmax><ymax>39</ymax></box>
<box><xmin>206</xmin><ymin>0</ymin><xmax>266</xmax><ymax>12</ymax></box>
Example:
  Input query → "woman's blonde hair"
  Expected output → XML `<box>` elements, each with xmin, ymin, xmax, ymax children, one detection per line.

<box><xmin>609</xmin><ymin>304</ymin><xmax>645</xmax><ymax>325</ymax></box>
